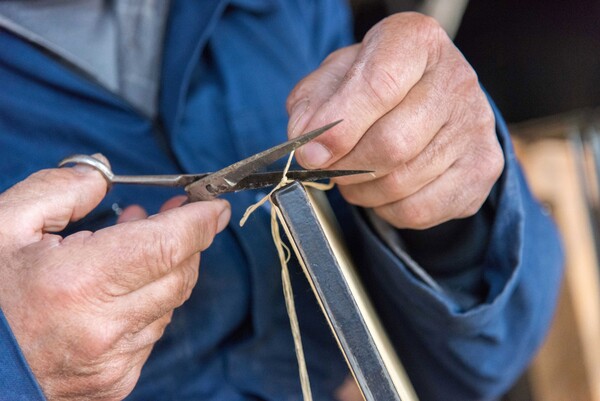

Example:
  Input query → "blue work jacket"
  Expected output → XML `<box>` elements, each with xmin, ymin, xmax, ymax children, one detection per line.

<box><xmin>0</xmin><ymin>0</ymin><xmax>563</xmax><ymax>400</ymax></box>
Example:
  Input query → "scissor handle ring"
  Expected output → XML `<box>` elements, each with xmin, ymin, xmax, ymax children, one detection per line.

<box><xmin>58</xmin><ymin>154</ymin><xmax>115</xmax><ymax>184</ymax></box>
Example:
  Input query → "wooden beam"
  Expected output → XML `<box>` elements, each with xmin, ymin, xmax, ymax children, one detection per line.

<box><xmin>514</xmin><ymin>137</ymin><xmax>600</xmax><ymax>401</ymax></box>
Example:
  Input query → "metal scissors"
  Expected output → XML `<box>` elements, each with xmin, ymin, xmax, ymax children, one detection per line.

<box><xmin>59</xmin><ymin>120</ymin><xmax>369</xmax><ymax>202</ymax></box>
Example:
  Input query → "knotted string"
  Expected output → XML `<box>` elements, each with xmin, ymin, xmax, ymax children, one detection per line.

<box><xmin>240</xmin><ymin>151</ymin><xmax>333</xmax><ymax>401</ymax></box>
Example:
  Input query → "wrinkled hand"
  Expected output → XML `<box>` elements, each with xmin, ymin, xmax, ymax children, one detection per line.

<box><xmin>287</xmin><ymin>12</ymin><xmax>503</xmax><ymax>229</ymax></box>
<box><xmin>0</xmin><ymin>162</ymin><xmax>230</xmax><ymax>400</ymax></box>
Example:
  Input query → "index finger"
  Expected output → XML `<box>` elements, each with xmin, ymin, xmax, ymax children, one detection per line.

<box><xmin>288</xmin><ymin>13</ymin><xmax>444</xmax><ymax>169</ymax></box>
<box><xmin>84</xmin><ymin>199</ymin><xmax>230</xmax><ymax>291</ymax></box>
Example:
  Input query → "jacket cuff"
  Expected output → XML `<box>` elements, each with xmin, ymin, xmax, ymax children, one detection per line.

<box><xmin>346</xmin><ymin>99</ymin><xmax>560</xmax><ymax>331</ymax></box>
<box><xmin>0</xmin><ymin>308</ymin><xmax>45</xmax><ymax>400</ymax></box>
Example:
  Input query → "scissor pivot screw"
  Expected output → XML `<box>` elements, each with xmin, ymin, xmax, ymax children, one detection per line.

<box><xmin>206</xmin><ymin>184</ymin><xmax>226</xmax><ymax>194</ymax></box>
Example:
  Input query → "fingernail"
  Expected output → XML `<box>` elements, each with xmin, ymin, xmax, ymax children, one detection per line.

<box><xmin>288</xmin><ymin>99</ymin><xmax>310</xmax><ymax>138</ymax></box>
<box><xmin>300</xmin><ymin>142</ymin><xmax>332</xmax><ymax>168</ymax></box>
<box><xmin>217</xmin><ymin>203</ymin><xmax>231</xmax><ymax>233</ymax></box>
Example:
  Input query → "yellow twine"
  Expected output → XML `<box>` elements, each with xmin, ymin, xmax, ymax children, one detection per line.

<box><xmin>240</xmin><ymin>151</ymin><xmax>333</xmax><ymax>401</ymax></box>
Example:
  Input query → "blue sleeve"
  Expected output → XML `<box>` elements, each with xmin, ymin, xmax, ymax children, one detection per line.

<box><xmin>344</xmin><ymin>102</ymin><xmax>564</xmax><ymax>400</ymax></box>
<box><xmin>308</xmin><ymin>3</ymin><xmax>564</xmax><ymax>398</ymax></box>
<box><xmin>0</xmin><ymin>309</ymin><xmax>45</xmax><ymax>400</ymax></box>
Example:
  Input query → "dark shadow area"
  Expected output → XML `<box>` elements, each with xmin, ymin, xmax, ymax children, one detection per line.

<box><xmin>454</xmin><ymin>0</ymin><xmax>600</xmax><ymax>123</ymax></box>
<box><xmin>351</xmin><ymin>0</ymin><xmax>600</xmax><ymax>123</ymax></box>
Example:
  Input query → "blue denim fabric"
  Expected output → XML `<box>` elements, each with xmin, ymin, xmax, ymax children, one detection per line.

<box><xmin>0</xmin><ymin>0</ymin><xmax>563</xmax><ymax>400</ymax></box>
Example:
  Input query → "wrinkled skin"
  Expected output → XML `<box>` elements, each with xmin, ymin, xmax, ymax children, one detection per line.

<box><xmin>288</xmin><ymin>13</ymin><xmax>503</xmax><ymax>230</ymax></box>
<box><xmin>0</xmin><ymin>163</ymin><xmax>230</xmax><ymax>400</ymax></box>
<box><xmin>0</xmin><ymin>11</ymin><xmax>503</xmax><ymax>401</ymax></box>
<box><xmin>290</xmin><ymin>14</ymin><xmax>503</xmax><ymax>400</ymax></box>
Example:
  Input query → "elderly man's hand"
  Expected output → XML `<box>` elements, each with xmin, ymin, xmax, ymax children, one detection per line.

<box><xmin>0</xmin><ymin>163</ymin><xmax>230</xmax><ymax>400</ymax></box>
<box><xmin>287</xmin><ymin>12</ymin><xmax>503</xmax><ymax>229</ymax></box>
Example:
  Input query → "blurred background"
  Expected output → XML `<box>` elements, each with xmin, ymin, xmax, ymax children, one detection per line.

<box><xmin>351</xmin><ymin>0</ymin><xmax>600</xmax><ymax>123</ymax></box>
<box><xmin>350</xmin><ymin>1</ymin><xmax>600</xmax><ymax>400</ymax></box>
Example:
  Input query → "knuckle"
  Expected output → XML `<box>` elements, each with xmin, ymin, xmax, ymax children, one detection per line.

<box><xmin>385</xmin><ymin>200</ymin><xmax>431</xmax><ymax>229</ymax></box>
<box><xmin>410</xmin><ymin>13</ymin><xmax>444</xmax><ymax>39</ymax></box>
<box><xmin>357</xmin><ymin>15</ymin><xmax>448</xmax><ymax>109</ymax></box>
<box><xmin>441</xmin><ymin>67</ymin><xmax>479</xmax><ymax>113</ymax></box>
<box><xmin>446</xmin><ymin>64</ymin><xmax>480</xmax><ymax>103</ymax></box>
<box><xmin>167</xmin><ymin>279</ymin><xmax>185</xmax><ymax>307</ymax></box>
<box><xmin>137</xmin><ymin>225</ymin><xmax>178</xmax><ymax>276</ymax></box>
<box><xmin>384</xmin><ymin>167</ymin><xmax>411</xmax><ymax>198</ymax></box>
<box><xmin>461</xmin><ymin>198</ymin><xmax>485</xmax><ymax>219</ymax></box>
<box><xmin>144</xmin><ymin>220</ymin><xmax>180</xmax><ymax>276</ymax></box>
<box><xmin>168</xmin><ymin>268</ymin><xmax>194</xmax><ymax>307</ymax></box>
<box><xmin>457</xmin><ymin>183</ymin><xmax>489</xmax><ymax>218</ymax></box>
<box><xmin>161</xmin><ymin>311</ymin><xmax>174</xmax><ymax>327</ymax></box>
<box><xmin>323</xmin><ymin>132</ymin><xmax>355</xmax><ymax>162</ymax></box>
<box><xmin>387</xmin><ymin>132</ymin><xmax>419</xmax><ymax>163</ymax></box>
<box><xmin>154</xmin><ymin>230</ymin><xmax>178</xmax><ymax>274</ymax></box>
<box><xmin>469</xmin><ymin>165</ymin><xmax>489</xmax><ymax>188</ymax></box>
<box><xmin>473</xmin><ymin>141</ymin><xmax>504</xmax><ymax>184</ymax></box>
<box><xmin>178</xmin><ymin>265</ymin><xmax>197</xmax><ymax>302</ymax></box>
<box><xmin>181</xmin><ymin>269</ymin><xmax>197</xmax><ymax>302</ymax></box>
<box><xmin>30</xmin><ymin>168</ymin><xmax>73</xmax><ymax>185</ymax></box>
<box><xmin>367</xmin><ymin>12</ymin><xmax>442</xmax><ymax>45</ymax></box>
<box><xmin>403</xmin><ymin>206</ymin><xmax>431</xmax><ymax>229</ymax></box>
<box><xmin>487</xmin><ymin>145</ymin><xmax>505</xmax><ymax>181</ymax></box>
<box><xmin>286</xmin><ymin>78</ymin><xmax>310</xmax><ymax>112</ymax></box>
<box><xmin>455</xmin><ymin>153</ymin><xmax>500</xmax><ymax>220</ymax></box>
<box><xmin>163</xmin><ymin>261</ymin><xmax>199</xmax><ymax>308</ymax></box>
<box><xmin>142</xmin><ymin>206</ymin><xmax>217</xmax><ymax>275</ymax></box>
<box><xmin>404</xmin><ymin>13</ymin><xmax>447</xmax><ymax>62</ymax></box>
<box><xmin>454</xmin><ymin>60</ymin><xmax>480</xmax><ymax>87</ymax></box>
<box><xmin>451</xmin><ymin>95</ymin><xmax>495</xmax><ymax>146</ymax></box>
<box><xmin>352</xmin><ymin>34</ymin><xmax>402</xmax><ymax>107</ymax></box>
<box><xmin>359</xmin><ymin>59</ymin><xmax>401</xmax><ymax>109</ymax></box>
<box><xmin>478</xmin><ymin>102</ymin><xmax>496</xmax><ymax>134</ymax></box>
<box><xmin>77</xmin><ymin>323</ymin><xmax>120</xmax><ymax>361</ymax></box>
<box><xmin>12</xmin><ymin>169</ymin><xmax>74</xmax><ymax>199</ymax></box>
<box><xmin>338</xmin><ymin>185</ymin><xmax>363</xmax><ymax>206</ymax></box>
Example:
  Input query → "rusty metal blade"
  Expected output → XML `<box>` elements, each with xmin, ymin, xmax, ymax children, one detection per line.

<box><xmin>186</xmin><ymin>120</ymin><xmax>342</xmax><ymax>201</ymax></box>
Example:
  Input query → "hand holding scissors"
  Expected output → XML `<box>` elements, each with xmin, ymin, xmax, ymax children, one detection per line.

<box><xmin>59</xmin><ymin>121</ymin><xmax>370</xmax><ymax>202</ymax></box>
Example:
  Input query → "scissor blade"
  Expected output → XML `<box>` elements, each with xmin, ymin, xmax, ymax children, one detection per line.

<box><xmin>224</xmin><ymin>120</ymin><xmax>342</xmax><ymax>184</ymax></box>
<box><xmin>226</xmin><ymin>169</ymin><xmax>372</xmax><ymax>192</ymax></box>
<box><xmin>186</xmin><ymin>120</ymin><xmax>342</xmax><ymax>201</ymax></box>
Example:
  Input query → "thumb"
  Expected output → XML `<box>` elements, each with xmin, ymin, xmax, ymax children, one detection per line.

<box><xmin>0</xmin><ymin>159</ymin><xmax>108</xmax><ymax>244</ymax></box>
<box><xmin>287</xmin><ymin>15</ymin><xmax>434</xmax><ymax>169</ymax></box>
